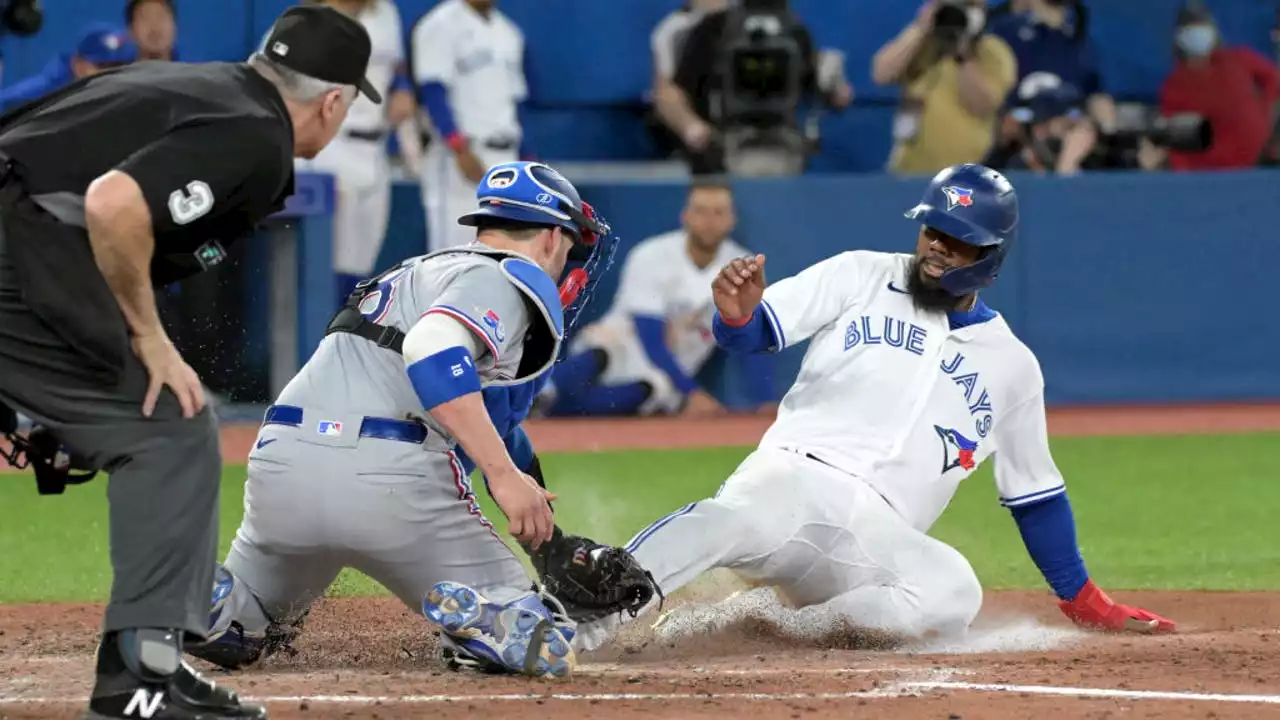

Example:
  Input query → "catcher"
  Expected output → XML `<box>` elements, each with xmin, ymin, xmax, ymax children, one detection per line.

<box><xmin>184</xmin><ymin>162</ymin><xmax>657</xmax><ymax>680</ymax></box>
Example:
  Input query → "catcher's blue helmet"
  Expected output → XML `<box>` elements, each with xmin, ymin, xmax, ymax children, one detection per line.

<box><xmin>903</xmin><ymin>163</ymin><xmax>1018</xmax><ymax>297</ymax></box>
<box><xmin>458</xmin><ymin>161</ymin><xmax>619</xmax><ymax>337</ymax></box>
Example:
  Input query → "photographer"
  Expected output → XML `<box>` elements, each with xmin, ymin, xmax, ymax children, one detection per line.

<box><xmin>983</xmin><ymin>73</ymin><xmax>1097</xmax><ymax>173</ymax></box>
<box><xmin>873</xmin><ymin>0</ymin><xmax>1017</xmax><ymax>175</ymax></box>
<box><xmin>1158</xmin><ymin>3</ymin><xmax>1277</xmax><ymax>171</ymax></box>
<box><xmin>659</xmin><ymin>0</ymin><xmax>851</xmax><ymax>175</ymax></box>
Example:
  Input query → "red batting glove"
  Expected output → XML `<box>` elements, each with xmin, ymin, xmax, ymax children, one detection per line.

<box><xmin>1059</xmin><ymin>580</ymin><xmax>1176</xmax><ymax>633</ymax></box>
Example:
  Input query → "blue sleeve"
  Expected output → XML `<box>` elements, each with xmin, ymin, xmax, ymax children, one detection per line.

<box><xmin>0</xmin><ymin>71</ymin><xmax>56</xmax><ymax>113</ymax></box>
<box><xmin>712</xmin><ymin>307</ymin><xmax>778</xmax><ymax>355</ymax></box>
<box><xmin>390</xmin><ymin>62</ymin><xmax>413</xmax><ymax>94</ymax></box>
<box><xmin>406</xmin><ymin>346</ymin><xmax>481</xmax><ymax>411</ymax></box>
<box><xmin>737</xmin><ymin>350</ymin><xmax>777</xmax><ymax>407</ymax></box>
<box><xmin>505</xmin><ymin>425</ymin><xmax>535</xmax><ymax>472</ymax></box>
<box><xmin>417</xmin><ymin>81</ymin><xmax>459</xmax><ymax>138</ymax></box>
<box><xmin>1009</xmin><ymin>493</ymin><xmax>1090</xmax><ymax>601</ymax></box>
<box><xmin>633</xmin><ymin>315</ymin><xmax>698</xmax><ymax>395</ymax></box>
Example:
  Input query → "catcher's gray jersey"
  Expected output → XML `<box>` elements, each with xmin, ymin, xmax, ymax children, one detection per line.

<box><xmin>277</xmin><ymin>248</ymin><xmax>542</xmax><ymax>440</ymax></box>
<box><xmin>213</xmin><ymin>247</ymin><xmax>562</xmax><ymax>634</ymax></box>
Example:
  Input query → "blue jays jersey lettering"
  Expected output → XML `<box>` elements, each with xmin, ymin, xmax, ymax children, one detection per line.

<box><xmin>843</xmin><ymin>315</ymin><xmax>929</xmax><ymax>355</ymax></box>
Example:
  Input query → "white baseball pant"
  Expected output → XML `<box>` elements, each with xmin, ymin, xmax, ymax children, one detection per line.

<box><xmin>297</xmin><ymin>133</ymin><xmax>393</xmax><ymax>277</ymax></box>
<box><xmin>578</xmin><ymin>446</ymin><xmax>983</xmax><ymax>650</ymax></box>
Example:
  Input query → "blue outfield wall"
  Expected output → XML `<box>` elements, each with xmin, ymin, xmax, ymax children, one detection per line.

<box><xmin>370</xmin><ymin>170</ymin><xmax>1279</xmax><ymax>407</ymax></box>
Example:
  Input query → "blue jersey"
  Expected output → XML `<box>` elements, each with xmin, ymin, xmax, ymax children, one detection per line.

<box><xmin>0</xmin><ymin>56</ymin><xmax>73</xmax><ymax>113</ymax></box>
<box><xmin>987</xmin><ymin>12</ymin><xmax>1103</xmax><ymax>101</ymax></box>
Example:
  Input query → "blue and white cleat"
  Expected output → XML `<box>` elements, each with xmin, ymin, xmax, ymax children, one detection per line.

<box><xmin>423</xmin><ymin>581</ymin><xmax>576</xmax><ymax>679</ymax></box>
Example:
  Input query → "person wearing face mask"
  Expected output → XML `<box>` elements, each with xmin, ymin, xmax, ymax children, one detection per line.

<box><xmin>1158</xmin><ymin>4</ymin><xmax>1278</xmax><ymax>171</ymax></box>
<box><xmin>873</xmin><ymin>0</ymin><xmax>1017</xmax><ymax>175</ymax></box>
<box><xmin>988</xmin><ymin>0</ymin><xmax>1114</xmax><ymax>174</ymax></box>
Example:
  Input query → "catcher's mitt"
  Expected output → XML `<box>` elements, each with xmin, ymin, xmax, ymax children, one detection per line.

<box><xmin>527</xmin><ymin>528</ymin><xmax>662</xmax><ymax>623</ymax></box>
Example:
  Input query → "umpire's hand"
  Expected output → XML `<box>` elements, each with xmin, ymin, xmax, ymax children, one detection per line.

<box><xmin>132</xmin><ymin>332</ymin><xmax>205</xmax><ymax>418</ymax></box>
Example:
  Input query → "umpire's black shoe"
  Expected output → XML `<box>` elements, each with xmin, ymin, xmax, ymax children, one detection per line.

<box><xmin>87</xmin><ymin>629</ymin><xmax>268</xmax><ymax>719</ymax></box>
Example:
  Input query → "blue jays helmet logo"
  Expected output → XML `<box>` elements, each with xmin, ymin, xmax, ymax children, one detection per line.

<box><xmin>934</xmin><ymin>425</ymin><xmax>978</xmax><ymax>473</ymax></box>
<box><xmin>941</xmin><ymin>186</ymin><xmax>974</xmax><ymax>211</ymax></box>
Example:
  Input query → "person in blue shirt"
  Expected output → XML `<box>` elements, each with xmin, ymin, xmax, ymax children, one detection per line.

<box><xmin>126</xmin><ymin>0</ymin><xmax>178</xmax><ymax>62</ymax></box>
<box><xmin>0</xmin><ymin>23</ymin><xmax>137</xmax><ymax>113</ymax></box>
<box><xmin>987</xmin><ymin>0</ymin><xmax>1115</xmax><ymax>173</ymax></box>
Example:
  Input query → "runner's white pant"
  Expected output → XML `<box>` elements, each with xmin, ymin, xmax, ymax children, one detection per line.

<box><xmin>611</xmin><ymin>446</ymin><xmax>983</xmax><ymax>643</ymax></box>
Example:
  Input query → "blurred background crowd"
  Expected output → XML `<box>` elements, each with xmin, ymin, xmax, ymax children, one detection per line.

<box><xmin>0</xmin><ymin>0</ymin><xmax>1275</xmax><ymax>418</ymax></box>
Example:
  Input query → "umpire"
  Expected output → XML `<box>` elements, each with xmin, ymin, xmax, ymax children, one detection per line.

<box><xmin>0</xmin><ymin>6</ymin><xmax>379</xmax><ymax>719</ymax></box>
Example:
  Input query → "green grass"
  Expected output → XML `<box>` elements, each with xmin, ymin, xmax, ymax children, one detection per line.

<box><xmin>1</xmin><ymin>433</ymin><xmax>1278</xmax><ymax>603</ymax></box>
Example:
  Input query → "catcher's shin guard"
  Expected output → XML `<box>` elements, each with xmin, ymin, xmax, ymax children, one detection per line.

<box><xmin>423</xmin><ymin>581</ymin><xmax>577</xmax><ymax>679</ymax></box>
<box><xmin>184</xmin><ymin>566</ymin><xmax>299</xmax><ymax>671</ymax></box>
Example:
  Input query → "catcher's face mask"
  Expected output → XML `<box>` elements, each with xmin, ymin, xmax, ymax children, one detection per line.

<box><xmin>558</xmin><ymin>200</ymin><xmax>618</xmax><ymax>340</ymax></box>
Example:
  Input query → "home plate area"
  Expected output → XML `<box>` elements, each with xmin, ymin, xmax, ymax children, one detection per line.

<box><xmin>2</xmin><ymin>585</ymin><xmax>1278</xmax><ymax>719</ymax></box>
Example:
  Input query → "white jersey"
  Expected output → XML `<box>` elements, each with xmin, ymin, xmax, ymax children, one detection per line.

<box><xmin>596</xmin><ymin>231</ymin><xmax>747</xmax><ymax>377</ymax></box>
<box><xmin>411</xmin><ymin>0</ymin><xmax>527</xmax><ymax>143</ymax></box>
<box><xmin>343</xmin><ymin>0</ymin><xmax>407</xmax><ymax>135</ymax></box>
<box><xmin>758</xmin><ymin>251</ymin><xmax>1065</xmax><ymax>531</ymax></box>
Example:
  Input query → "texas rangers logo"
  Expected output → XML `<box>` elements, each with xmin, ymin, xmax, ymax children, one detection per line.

<box><xmin>487</xmin><ymin>168</ymin><xmax>517</xmax><ymax>189</ymax></box>
<box><xmin>941</xmin><ymin>185</ymin><xmax>974</xmax><ymax>210</ymax></box>
<box><xmin>935</xmin><ymin>425</ymin><xmax>978</xmax><ymax>473</ymax></box>
<box><xmin>482</xmin><ymin>309</ymin><xmax>505</xmax><ymax>342</ymax></box>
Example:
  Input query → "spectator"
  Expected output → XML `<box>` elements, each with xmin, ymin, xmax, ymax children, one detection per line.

<box><xmin>126</xmin><ymin>0</ymin><xmax>177</xmax><ymax>62</ymax></box>
<box><xmin>658</xmin><ymin>0</ymin><xmax>851</xmax><ymax>176</ymax></box>
<box><xmin>982</xmin><ymin>73</ymin><xmax>1096</xmax><ymax>173</ymax></box>
<box><xmin>873</xmin><ymin>0</ymin><xmax>1017</xmax><ymax>175</ymax></box>
<box><xmin>0</xmin><ymin>23</ymin><xmax>136</xmax><ymax>113</ymax></box>
<box><xmin>988</xmin><ymin>0</ymin><xmax>1114</xmax><ymax>174</ymax></box>
<box><xmin>411</xmin><ymin>0</ymin><xmax>532</xmax><ymax>252</ymax></box>
<box><xmin>1159</xmin><ymin>4</ymin><xmax>1278</xmax><ymax>171</ymax></box>
<box><xmin>539</xmin><ymin>179</ymin><xmax>774</xmax><ymax>418</ymax></box>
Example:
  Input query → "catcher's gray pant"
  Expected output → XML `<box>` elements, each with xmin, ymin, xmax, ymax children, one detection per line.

<box><xmin>0</xmin><ymin>225</ymin><xmax>220</xmax><ymax>638</ymax></box>
<box><xmin>212</xmin><ymin>405</ymin><xmax>531</xmax><ymax>638</ymax></box>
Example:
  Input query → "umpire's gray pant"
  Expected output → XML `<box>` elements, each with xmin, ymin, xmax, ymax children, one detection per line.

<box><xmin>0</xmin><ymin>225</ymin><xmax>220</xmax><ymax>639</ymax></box>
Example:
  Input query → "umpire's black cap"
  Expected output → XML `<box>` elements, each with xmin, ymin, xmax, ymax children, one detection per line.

<box><xmin>260</xmin><ymin>5</ymin><xmax>382</xmax><ymax>104</ymax></box>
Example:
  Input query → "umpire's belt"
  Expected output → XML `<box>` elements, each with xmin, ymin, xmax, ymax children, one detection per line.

<box><xmin>264</xmin><ymin>405</ymin><xmax>429</xmax><ymax>445</ymax></box>
<box><xmin>345</xmin><ymin>128</ymin><xmax>387</xmax><ymax>142</ymax></box>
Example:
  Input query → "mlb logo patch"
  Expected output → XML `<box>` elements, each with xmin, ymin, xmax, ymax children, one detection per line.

<box><xmin>942</xmin><ymin>185</ymin><xmax>974</xmax><ymax>211</ymax></box>
<box><xmin>317</xmin><ymin>420</ymin><xmax>343</xmax><ymax>437</ymax></box>
<box><xmin>482</xmin><ymin>309</ymin><xmax>505</xmax><ymax>342</ymax></box>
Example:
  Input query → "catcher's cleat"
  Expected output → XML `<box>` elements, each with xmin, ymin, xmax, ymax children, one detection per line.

<box><xmin>87</xmin><ymin>629</ymin><xmax>267</xmax><ymax>719</ymax></box>
<box><xmin>423</xmin><ymin>581</ymin><xmax>576</xmax><ymax>679</ymax></box>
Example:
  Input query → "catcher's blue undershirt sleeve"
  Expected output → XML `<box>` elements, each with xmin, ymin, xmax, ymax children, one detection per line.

<box><xmin>505</xmin><ymin>426</ymin><xmax>535</xmax><ymax>472</ymax></box>
<box><xmin>1009</xmin><ymin>493</ymin><xmax>1090</xmax><ymax>600</ymax></box>
<box><xmin>406</xmin><ymin>346</ymin><xmax>481</xmax><ymax>411</ymax></box>
<box><xmin>417</xmin><ymin>81</ymin><xmax>459</xmax><ymax>139</ymax></box>
<box><xmin>634</xmin><ymin>315</ymin><xmax>699</xmax><ymax>395</ymax></box>
<box><xmin>712</xmin><ymin>307</ymin><xmax>777</xmax><ymax>354</ymax></box>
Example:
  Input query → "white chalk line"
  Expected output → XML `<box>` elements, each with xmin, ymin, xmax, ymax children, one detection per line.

<box><xmin>4</xmin><ymin>681</ymin><xmax>1280</xmax><ymax>706</ymax></box>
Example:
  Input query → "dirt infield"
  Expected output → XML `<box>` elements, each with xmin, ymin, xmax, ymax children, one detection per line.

<box><xmin>3</xmin><ymin>404</ymin><xmax>1279</xmax><ymax>719</ymax></box>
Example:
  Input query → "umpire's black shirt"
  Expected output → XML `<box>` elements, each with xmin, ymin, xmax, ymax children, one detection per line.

<box><xmin>0</xmin><ymin>61</ymin><xmax>295</xmax><ymax>377</ymax></box>
<box><xmin>0</xmin><ymin>61</ymin><xmax>295</xmax><ymax>287</ymax></box>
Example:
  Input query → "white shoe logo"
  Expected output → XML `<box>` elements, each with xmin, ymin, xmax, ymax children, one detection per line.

<box><xmin>123</xmin><ymin>688</ymin><xmax>165</xmax><ymax>718</ymax></box>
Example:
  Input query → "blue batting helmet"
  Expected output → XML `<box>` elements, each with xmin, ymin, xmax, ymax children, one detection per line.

<box><xmin>903</xmin><ymin>163</ymin><xmax>1018</xmax><ymax>297</ymax></box>
<box><xmin>458</xmin><ymin>161</ymin><xmax>619</xmax><ymax>337</ymax></box>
